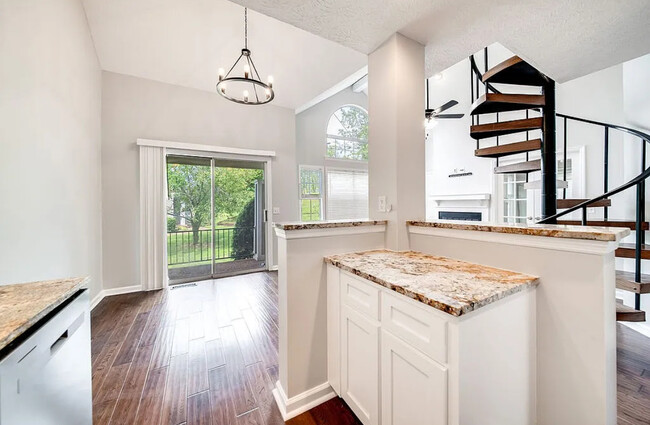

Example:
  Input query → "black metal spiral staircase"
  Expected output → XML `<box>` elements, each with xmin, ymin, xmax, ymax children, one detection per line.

<box><xmin>469</xmin><ymin>48</ymin><xmax>650</xmax><ymax>322</ymax></box>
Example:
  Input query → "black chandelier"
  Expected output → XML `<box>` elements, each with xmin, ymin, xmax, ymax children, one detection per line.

<box><xmin>217</xmin><ymin>8</ymin><xmax>274</xmax><ymax>105</ymax></box>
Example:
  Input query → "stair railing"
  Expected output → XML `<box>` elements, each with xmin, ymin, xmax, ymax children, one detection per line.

<box><xmin>469</xmin><ymin>48</ymin><xmax>650</xmax><ymax>310</ymax></box>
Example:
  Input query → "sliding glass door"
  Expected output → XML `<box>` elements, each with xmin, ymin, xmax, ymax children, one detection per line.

<box><xmin>166</xmin><ymin>155</ymin><xmax>266</xmax><ymax>284</ymax></box>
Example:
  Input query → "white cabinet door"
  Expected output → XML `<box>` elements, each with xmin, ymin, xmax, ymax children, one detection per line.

<box><xmin>341</xmin><ymin>305</ymin><xmax>380</xmax><ymax>425</ymax></box>
<box><xmin>381</xmin><ymin>330</ymin><xmax>447</xmax><ymax>425</ymax></box>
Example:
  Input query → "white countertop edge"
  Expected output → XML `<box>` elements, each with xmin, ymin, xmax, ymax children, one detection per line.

<box><xmin>409</xmin><ymin>225</ymin><xmax>620</xmax><ymax>255</ymax></box>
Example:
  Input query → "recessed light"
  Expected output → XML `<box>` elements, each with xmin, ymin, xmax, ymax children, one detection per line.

<box><xmin>432</xmin><ymin>73</ymin><xmax>443</xmax><ymax>80</ymax></box>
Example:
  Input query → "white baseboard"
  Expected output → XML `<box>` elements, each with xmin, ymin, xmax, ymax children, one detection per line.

<box><xmin>91</xmin><ymin>284</ymin><xmax>143</xmax><ymax>310</ymax></box>
<box><xmin>272</xmin><ymin>380</ymin><xmax>337</xmax><ymax>420</ymax></box>
<box><xmin>269</xmin><ymin>265</ymin><xmax>279</xmax><ymax>271</ymax></box>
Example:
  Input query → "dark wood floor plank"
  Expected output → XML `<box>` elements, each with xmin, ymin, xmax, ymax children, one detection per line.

<box><xmin>187</xmin><ymin>391</ymin><xmax>213</xmax><ymax>425</ymax></box>
<box><xmin>150</xmin><ymin>324</ymin><xmax>176</xmax><ymax>370</ymax></box>
<box><xmin>205</xmin><ymin>338</ymin><xmax>225</xmax><ymax>370</ymax></box>
<box><xmin>245</xmin><ymin>362</ymin><xmax>285</xmax><ymax>425</ymax></box>
<box><xmin>173</xmin><ymin>318</ymin><xmax>190</xmax><ymax>357</ymax></box>
<box><xmin>93</xmin><ymin>363</ymin><xmax>130</xmax><ymax>425</ymax></box>
<box><xmin>190</xmin><ymin>311</ymin><xmax>205</xmax><ymax>341</ymax></box>
<box><xmin>232</xmin><ymin>318</ymin><xmax>262</xmax><ymax>366</ymax></box>
<box><xmin>188</xmin><ymin>339</ymin><xmax>209</xmax><ymax>395</ymax></box>
<box><xmin>617</xmin><ymin>324</ymin><xmax>650</xmax><ymax>425</ymax></box>
<box><xmin>113</xmin><ymin>311</ymin><xmax>150</xmax><ymax>366</ymax></box>
<box><xmin>208</xmin><ymin>366</ymin><xmax>235</xmax><ymax>425</ymax></box>
<box><xmin>161</xmin><ymin>353</ymin><xmax>189</xmax><ymax>425</ymax></box>
<box><xmin>134</xmin><ymin>365</ymin><xmax>169</xmax><ymax>425</ymax></box>
<box><xmin>110</xmin><ymin>344</ymin><xmax>154</xmax><ymax>424</ymax></box>
<box><xmin>220</xmin><ymin>325</ymin><xmax>257</xmax><ymax>415</ymax></box>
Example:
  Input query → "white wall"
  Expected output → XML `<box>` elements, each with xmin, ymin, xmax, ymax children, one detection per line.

<box><xmin>0</xmin><ymin>0</ymin><xmax>103</xmax><ymax>299</ymax></box>
<box><xmin>101</xmin><ymin>71</ymin><xmax>297</xmax><ymax>290</ymax></box>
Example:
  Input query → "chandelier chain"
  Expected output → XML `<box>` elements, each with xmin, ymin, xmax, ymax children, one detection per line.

<box><xmin>244</xmin><ymin>8</ymin><xmax>248</xmax><ymax>50</ymax></box>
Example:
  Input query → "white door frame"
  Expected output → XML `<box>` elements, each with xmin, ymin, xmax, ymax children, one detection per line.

<box><xmin>138</xmin><ymin>138</ymin><xmax>275</xmax><ymax>279</ymax></box>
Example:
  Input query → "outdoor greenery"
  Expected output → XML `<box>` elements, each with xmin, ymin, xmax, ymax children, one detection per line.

<box><xmin>326</xmin><ymin>105</ymin><xmax>369</xmax><ymax>160</ymax></box>
<box><xmin>232</xmin><ymin>199</ymin><xmax>255</xmax><ymax>260</ymax></box>
<box><xmin>166</xmin><ymin>162</ymin><xmax>262</xmax><ymax>267</ymax></box>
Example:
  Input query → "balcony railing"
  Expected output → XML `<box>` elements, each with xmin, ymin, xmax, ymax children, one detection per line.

<box><xmin>167</xmin><ymin>227</ymin><xmax>255</xmax><ymax>266</ymax></box>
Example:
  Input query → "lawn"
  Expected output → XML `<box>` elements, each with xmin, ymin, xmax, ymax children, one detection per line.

<box><xmin>167</xmin><ymin>225</ymin><xmax>237</xmax><ymax>268</ymax></box>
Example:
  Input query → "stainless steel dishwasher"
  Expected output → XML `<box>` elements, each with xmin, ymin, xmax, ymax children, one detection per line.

<box><xmin>0</xmin><ymin>289</ymin><xmax>92</xmax><ymax>425</ymax></box>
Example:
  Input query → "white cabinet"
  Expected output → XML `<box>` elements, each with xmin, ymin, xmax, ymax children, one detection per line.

<box><xmin>328</xmin><ymin>268</ymin><xmax>536</xmax><ymax>425</ymax></box>
<box><xmin>341</xmin><ymin>305</ymin><xmax>380</xmax><ymax>425</ymax></box>
<box><xmin>381</xmin><ymin>330</ymin><xmax>447</xmax><ymax>425</ymax></box>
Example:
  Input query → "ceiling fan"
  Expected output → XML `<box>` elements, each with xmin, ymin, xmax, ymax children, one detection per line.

<box><xmin>425</xmin><ymin>80</ymin><xmax>464</xmax><ymax>127</ymax></box>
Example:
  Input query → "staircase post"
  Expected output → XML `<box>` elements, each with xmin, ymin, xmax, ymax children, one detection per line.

<box><xmin>541</xmin><ymin>80</ymin><xmax>558</xmax><ymax>222</ymax></box>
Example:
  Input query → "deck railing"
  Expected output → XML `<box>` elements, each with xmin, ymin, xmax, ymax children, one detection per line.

<box><xmin>167</xmin><ymin>227</ymin><xmax>255</xmax><ymax>266</ymax></box>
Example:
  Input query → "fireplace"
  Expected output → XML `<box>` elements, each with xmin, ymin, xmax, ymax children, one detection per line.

<box><xmin>427</xmin><ymin>193</ymin><xmax>491</xmax><ymax>222</ymax></box>
<box><xmin>438</xmin><ymin>211</ymin><xmax>482</xmax><ymax>221</ymax></box>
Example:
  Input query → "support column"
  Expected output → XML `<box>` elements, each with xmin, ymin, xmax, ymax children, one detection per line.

<box><xmin>368</xmin><ymin>33</ymin><xmax>426</xmax><ymax>250</ymax></box>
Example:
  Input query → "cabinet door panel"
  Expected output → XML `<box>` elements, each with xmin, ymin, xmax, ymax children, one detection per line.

<box><xmin>381</xmin><ymin>330</ymin><xmax>447</xmax><ymax>425</ymax></box>
<box><xmin>341</xmin><ymin>306</ymin><xmax>380</xmax><ymax>425</ymax></box>
<box><xmin>341</xmin><ymin>271</ymin><xmax>380</xmax><ymax>320</ymax></box>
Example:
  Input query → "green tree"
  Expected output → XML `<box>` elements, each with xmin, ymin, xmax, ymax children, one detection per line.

<box><xmin>213</xmin><ymin>168</ymin><xmax>263</xmax><ymax>221</ymax></box>
<box><xmin>327</xmin><ymin>106</ymin><xmax>368</xmax><ymax>160</ymax></box>
<box><xmin>167</xmin><ymin>163</ymin><xmax>211</xmax><ymax>245</ymax></box>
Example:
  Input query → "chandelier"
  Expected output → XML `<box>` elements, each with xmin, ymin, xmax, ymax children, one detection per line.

<box><xmin>217</xmin><ymin>8</ymin><xmax>274</xmax><ymax>105</ymax></box>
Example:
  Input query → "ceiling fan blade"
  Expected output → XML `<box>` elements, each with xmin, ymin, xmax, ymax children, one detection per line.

<box><xmin>434</xmin><ymin>113</ymin><xmax>465</xmax><ymax>119</ymax></box>
<box><xmin>432</xmin><ymin>100</ymin><xmax>458</xmax><ymax>114</ymax></box>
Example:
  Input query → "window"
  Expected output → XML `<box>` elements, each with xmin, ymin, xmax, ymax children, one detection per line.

<box><xmin>503</xmin><ymin>173</ymin><xmax>527</xmax><ymax>224</ymax></box>
<box><xmin>326</xmin><ymin>168</ymin><xmax>369</xmax><ymax>220</ymax></box>
<box><xmin>299</xmin><ymin>166</ymin><xmax>323</xmax><ymax>221</ymax></box>
<box><xmin>326</xmin><ymin>105</ymin><xmax>368</xmax><ymax>160</ymax></box>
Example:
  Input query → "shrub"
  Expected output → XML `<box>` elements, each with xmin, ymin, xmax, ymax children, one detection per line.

<box><xmin>232</xmin><ymin>199</ymin><xmax>255</xmax><ymax>260</ymax></box>
<box><xmin>167</xmin><ymin>217</ymin><xmax>177</xmax><ymax>232</ymax></box>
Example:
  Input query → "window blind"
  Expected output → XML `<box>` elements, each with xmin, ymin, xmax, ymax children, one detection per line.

<box><xmin>326</xmin><ymin>169</ymin><xmax>369</xmax><ymax>220</ymax></box>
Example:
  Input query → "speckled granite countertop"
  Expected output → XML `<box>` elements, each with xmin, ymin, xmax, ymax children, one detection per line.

<box><xmin>408</xmin><ymin>220</ymin><xmax>630</xmax><ymax>242</ymax></box>
<box><xmin>275</xmin><ymin>219</ymin><xmax>387</xmax><ymax>231</ymax></box>
<box><xmin>0</xmin><ymin>277</ymin><xmax>88</xmax><ymax>352</ymax></box>
<box><xmin>325</xmin><ymin>250</ymin><xmax>538</xmax><ymax>316</ymax></box>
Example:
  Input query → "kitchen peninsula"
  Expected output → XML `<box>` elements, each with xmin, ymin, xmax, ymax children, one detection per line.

<box><xmin>273</xmin><ymin>219</ymin><xmax>629</xmax><ymax>425</ymax></box>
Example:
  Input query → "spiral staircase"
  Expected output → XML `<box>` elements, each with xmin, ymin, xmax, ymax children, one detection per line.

<box><xmin>469</xmin><ymin>49</ymin><xmax>650</xmax><ymax>322</ymax></box>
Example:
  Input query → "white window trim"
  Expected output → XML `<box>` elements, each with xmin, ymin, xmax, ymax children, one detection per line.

<box><xmin>298</xmin><ymin>165</ymin><xmax>324</xmax><ymax>221</ymax></box>
<box><xmin>325</xmin><ymin>104</ymin><xmax>368</xmax><ymax>162</ymax></box>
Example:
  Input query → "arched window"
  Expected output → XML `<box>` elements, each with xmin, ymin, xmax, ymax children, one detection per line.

<box><xmin>326</xmin><ymin>105</ymin><xmax>368</xmax><ymax>160</ymax></box>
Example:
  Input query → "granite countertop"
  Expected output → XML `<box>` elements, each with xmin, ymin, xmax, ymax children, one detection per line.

<box><xmin>0</xmin><ymin>277</ymin><xmax>88</xmax><ymax>352</ymax></box>
<box><xmin>275</xmin><ymin>219</ymin><xmax>387</xmax><ymax>231</ymax></box>
<box><xmin>325</xmin><ymin>250</ymin><xmax>539</xmax><ymax>316</ymax></box>
<box><xmin>408</xmin><ymin>220</ymin><xmax>630</xmax><ymax>242</ymax></box>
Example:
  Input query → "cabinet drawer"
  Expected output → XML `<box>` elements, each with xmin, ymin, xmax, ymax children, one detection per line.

<box><xmin>381</xmin><ymin>291</ymin><xmax>447</xmax><ymax>364</ymax></box>
<box><xmin>341</xmin><ymin>271</ymin><xmax>380</xmax><ymax>320</ymax></box>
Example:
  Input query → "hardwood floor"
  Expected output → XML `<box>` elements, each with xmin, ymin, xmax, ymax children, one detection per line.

<box><xmin>91</xmin><ymin>272</ymin><xmax>361</xmax><ymax>425</ymax></box>
<box><xmin>91</xmin><ymin>272</ymin><xmax>650</xmax><ymax>424</ymax></box>
<box><xmin>618</xmin><ymin>323</ymin><xmax>650</xmax><ymax>424</ymax></box>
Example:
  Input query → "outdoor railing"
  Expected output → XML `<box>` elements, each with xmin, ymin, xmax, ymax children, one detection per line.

<box><xmin>167</xmin><ymin>227</ymin><xmax>255</xmax><ymax>266</ymax></box>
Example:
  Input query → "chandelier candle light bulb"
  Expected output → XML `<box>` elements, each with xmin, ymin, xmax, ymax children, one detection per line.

<box><xmin>218</xmin><ymin>68</ymin><xmax>225</xmax><ymax>82</ymax></box>
<box><xmin>267</xmin><ymin>75</ymin><xmax>273</xmax><ymax>88</ymax></box>
<box><xmin>244</xmin><ymin>64</ymin><xmax>250</xmax><ymax>79</ymax></box>
<box><xmin>243</xmin><ymin>90</ymin><xmax>249</xmax><ymax>103</ymax></box>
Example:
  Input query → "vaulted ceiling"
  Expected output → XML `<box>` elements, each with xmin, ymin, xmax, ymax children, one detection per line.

<box><xmin>230</xmin><ymin>0</ymin><xmax>650</xmax><ymax>83</ymax></box>
<box><xmin>81</xmin><ymin>0</ymin><xmax>367</xmax><ymax>109</ymax></box>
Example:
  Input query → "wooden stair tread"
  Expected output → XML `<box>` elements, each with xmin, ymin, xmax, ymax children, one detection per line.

<box><xmin>616</xmin><ymin>243</ymin><xmax>650</xmax><ymax>260</ymax></box>
<box><xmin>556</xmin><ymin>198</ymin><xmax>612</xmax><ymax>209</ymax></box>
<box><xmin>556</xmin><ymin>219</ymin><xmax>649</xmax><ymax>230</ymax></box>
<box><xmin>471</xmin><ymin>93</ymin><xmax>545</xmax><ymax>115</ymax></box>
<box><xmin>616</xmin><ymin>270</ymin><xmax>650</xmax><ymax>294</ymax></box>
<box><xmin>470</xmin><ymin>117</ymin><xmax>542</xmax><ymax>140</ymax></box>
<box><xmin>494</xmin><ymin>160</ymin><xmax>541</xmax><ymax>174</ymax></box>
<box><xmin>475</xmin><ymin>139</ymin><xmax>542</xmax><ymax>158</ymax></box>
<box><xmin>482</xmin><ymin>56</ymin><xmax>549</xmax><ymax>86</ymax></box>
<box><xmin>616</xmin><ymin>302</ymin><xmax>646</xmax><ymax>322</ymax></box>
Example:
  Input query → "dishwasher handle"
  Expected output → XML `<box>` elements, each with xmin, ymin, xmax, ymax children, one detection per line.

<box><xmin>50</xmin><ymin>313</ymin><xmax>84</xmax><ymax>356</ymax></box>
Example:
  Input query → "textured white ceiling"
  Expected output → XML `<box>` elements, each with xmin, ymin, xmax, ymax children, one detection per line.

<box><xmin>230</xmin><ymin>0</ymin><xmax>650</xmax><ymax>83</ymax></box>
<box><xmin>81</xmin><ymin>0</ymin><xmax>367</xmax><ymax>109</ymax></box>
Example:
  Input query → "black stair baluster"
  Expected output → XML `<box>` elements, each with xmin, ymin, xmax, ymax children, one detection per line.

<box><xmin>636</xmin><ymin>182</ymin><xmax>643</xmax><ymax>310</ymax></box>
<box><xmin>563</xmin><ymin>117</ymin><xmax>568</xmax><ymax>199</ymax></box>
<box><xmin>604</xmin><ymin>127</ymin><xmax>609</xmax><ymax>221</ymax></box>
